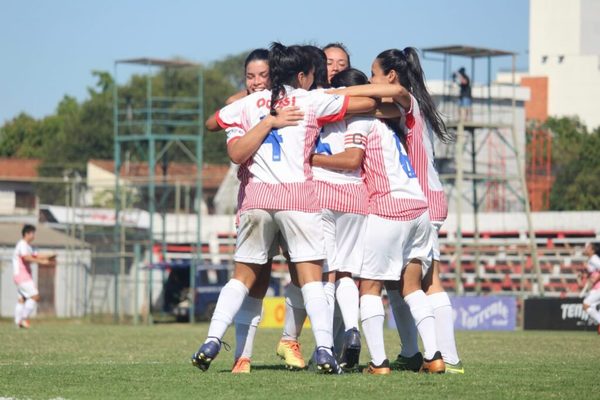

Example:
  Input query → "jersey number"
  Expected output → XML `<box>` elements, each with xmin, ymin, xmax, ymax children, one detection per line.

<box><xmin>315</xmin><ymin>133</ymin><xmax>332</xmax><ymax>155</ymax></box>
<box><xmin>260</xmin><ymin>115</ymin><xmax>283</xmax><ymax>161</ymax></box>
<box><xmin>393</xmin><ymin>135</ymin><xmax>417</xmax><ymax>178</ymax></box>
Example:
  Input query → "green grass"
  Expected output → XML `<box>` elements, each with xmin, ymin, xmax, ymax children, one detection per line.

<box><xmin>0</xmin><ymin>319</ymin><xmax>597</xmax><ymax>399</ymax></box>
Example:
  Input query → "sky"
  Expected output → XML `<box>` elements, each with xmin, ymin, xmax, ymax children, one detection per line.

<box><xmin>0</xmin><ymin>0</ymin><xmax>529</xmax><ymax>123</ymax></box>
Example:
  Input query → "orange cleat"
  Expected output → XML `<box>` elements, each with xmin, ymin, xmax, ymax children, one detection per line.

<box><xmin>421</xmin><ymin>351</ymin><xmax>446</xmax><ymax>374</ymax></box>
<box><xmin>363</xmin><ymin>359</ymin><xmax>391</xmax><ymax>375</ymax></box>
<box><xmin>276</xmin><ymin>339</ymin><xmax>305</xmax><ymax>370</ymax></box>
<box><xmin>231</xmin><ymin>357</ymin><xmax>251</xmax><ymax>374</ymax></box>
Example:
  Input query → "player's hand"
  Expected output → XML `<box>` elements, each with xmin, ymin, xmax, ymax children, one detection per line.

<box><xmin>269</xmin><ymin>106</ymin><xmax>304</xmax><ymax>129</ymax></box>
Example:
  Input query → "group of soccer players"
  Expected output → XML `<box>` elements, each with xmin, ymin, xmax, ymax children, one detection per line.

<box><xmin>192</xmin><ymin>41</ymin><xmax>464</xmax><ymax>375</ymax></box>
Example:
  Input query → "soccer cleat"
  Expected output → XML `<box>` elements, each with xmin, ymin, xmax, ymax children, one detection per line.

<box><xmin>444</xmin><ymin>360</ymin><xmax>465</xmax><ymax>374</ymax></box>
<box><xmin>314</xmin><ymin>347</ymin><xmax>343</xmax><ymax>374</ymax></box>
<box><xmin>276</xmin><ymin>339</ymin><xmax>305</xmax><ymax>370</ymax></box>
<box><xmin>391</xmin><ymin>352</ymin><xmax>423</xmax><ymax>372</ymax></box>
<box><xmin>363</xmin><ymin>359</ymin><xmax>391</xmax><ymax>375</ymax></box>
<box><xmin>18</xmin><ymin>320</ymin><xmax>30</xmax><ymax>329</ymax></box>
<box><xmin>191</xmin><ymin>339</ymin><xmax>222</xmax><ymax>372</ymax></box>
<box><xmin>421</xmin><ymin>351</ymin><xmax>446</xmax><ymax>374</ymax></box>
<box><xmin>231</xmin><ymin>357</ymin><xmax>251</xmax><ymax>374</ymax></box>
<box><xmin>339</xmin><ymin>328</ymin><xmax>361</xmax><ymax>371</ymax></box>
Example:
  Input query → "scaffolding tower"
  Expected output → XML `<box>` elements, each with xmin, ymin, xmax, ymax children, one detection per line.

<box><xmin>422</xmin><ymin>45</ymin><xmax>544</xmax><ymax>296</ymax></box>
<box><xmin>113</xmin><ymin>58</ymin><xmax>204</xmax><ymax>323</ymax></box>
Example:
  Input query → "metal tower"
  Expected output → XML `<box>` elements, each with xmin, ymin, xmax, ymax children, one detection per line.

<box><xmin>113</xmin><ymin>58</ymin><xmax>204</xmax><ymax>323</ymax></box>
<box><xmin>422</xmin><ymin>45</ymin><xmax>544</xmax><ymax>296</ymax></box>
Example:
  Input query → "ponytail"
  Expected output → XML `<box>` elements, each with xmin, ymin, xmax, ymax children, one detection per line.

<box><xmin>376</xmin><ymin>48</ymin><xmax>454</xmax><ymax>143</ymax></box>
<box><xmin>268</xmin><ymin>42</ymin><xmax>312</xmax><ymax>116</ymax></box>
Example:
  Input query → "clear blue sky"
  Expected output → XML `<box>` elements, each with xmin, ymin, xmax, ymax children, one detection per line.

<box><xmin>0</xmin><ymin>0</ymin><xmax>529</xmax><ymax>123</ymax></box>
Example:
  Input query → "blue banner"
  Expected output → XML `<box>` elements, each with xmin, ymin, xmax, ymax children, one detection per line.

<box><xmin>387</xmin><ymin>295</ymin><xmax>517</xmax><ymax>331</ymax></box>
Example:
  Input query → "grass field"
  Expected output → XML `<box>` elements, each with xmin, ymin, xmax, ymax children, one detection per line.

<box><xmin>0</xmin><ymin>319</ymin><xmax>597</xmax><ymax>400</ymax></box>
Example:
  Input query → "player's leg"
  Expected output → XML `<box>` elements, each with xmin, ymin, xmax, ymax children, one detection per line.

<box><xmin>277</xmin><ymin>210</ymin><xmax>339</xmax><ymax>374</ymax></box>
<box><xmin>232</xmin><ymin>261</ymin><xmax>272</xmax><ymax>373</ymax></box>
<box><xmin>583</xmin><ymin>290</ymin><xmax>600</xmax><ymax>325</ymax></box>
<box><xmin>16</xmin><ymin>281</ymin><xmax>39</xmax><ymax>329</ymax></box>
<box><xmin>360</xmin><ymin>279</ymin><xmax>390</xmax><ymax>374</ymax></box>
<box><xmin>14</xmin><ymin>295</ymin><xmax>25</xmax><ymax>327</ymax></box>
<box><xmin>385</xmin><ymin>279</ymin><xmax>422</xmax><ymax>371</ymax></box>
<box><xmin>332</xmin><ymin>211</ymin><xmax>365</xmax><ymax>369</ymax></box>
<box><xmin>192</xmin><ymin>209</ymin><xmax>275</xmax><ymax>372</ymax></box>
<box><xmin>278</xmin><ymin>251</ymin><xmax>308</xmax><ymax>370</ymax></box>
<box><xmin>401</xmin><ymin>213</ymin><xmax>444</xmax><ymax>373</ymax></box>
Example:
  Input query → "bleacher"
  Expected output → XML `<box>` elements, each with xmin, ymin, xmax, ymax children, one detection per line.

<box><xmin>152</xmin><ymin>228</ymin><xmax>598</xmax><ymax>298</ymax></box>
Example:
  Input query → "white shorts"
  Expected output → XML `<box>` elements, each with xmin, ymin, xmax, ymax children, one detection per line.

<box><xmin>321</xmin><ymin>210</ymin><xmax>366</xmax><ymax>274</ymax></box>
<box><xmin>360</xmin><ymin>212</ymin><xmax>433</xmax><ymax>281</ymax></box>
<box><xmin>430</xmin><ymin>220</ymin><xmax>443</xmax><ymax>261</ymax></box>
<box><xmin>584</xmin><ymin>289</ymin><xmax>600</xmax><ymax>306</ymax></box>
<box><xmin>16</xmin><ymin>280</ymin><xmax>39</xmax><ymax>299</ymax></box>
<box><xmin>235</xmin><ymin>209</ymin><xmax>326</xmax><ymax>264</ymax></box>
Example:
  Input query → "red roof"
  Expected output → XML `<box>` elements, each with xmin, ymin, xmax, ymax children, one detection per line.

<box><xmin>0</xmin><ymin>158</ymin><xmax>41</xmax><ymax>180</ymax></box>
<box><xmin>88</xmin><ymin>159</ymin><xmax>228</xmax><ymax>190</ymax></box>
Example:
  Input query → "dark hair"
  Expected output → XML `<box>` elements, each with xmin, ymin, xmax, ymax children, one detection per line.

<box><xmin>330</xmin><ymin>68</ymin><xmax>368</xmax><ymax>88</ymax></box>
<box><xmin>376</xmin><ymin>48</ymin><xmax>454</xmax><ymax>143</ymax></box>
<box><xmin>323</xmin><ymin>42</ymin><xmax>351</xmax><ymax>67</ymax></box>
<box><xmin>591</xmin><ymin>242</ymin><xmax>600</xmax><ymax>257</ymax></box>
<box><xmin>244</xmin><ymin>48</ymin><xmax>269</xmax><ymax>71</ymax></box>
<box><xmin>302</xmin><ymin>45</ymin><xmax>330</xmax><ymax>90</ymax></box>
<box><xmin>268</xmin><ymin>42</ymin><xmax>312</xmax><ymax>116</ymax></box>
<box><xmin>22</xmin><ymin>224</ymin><xmax>36</xmax><ymax>237</ymax></box>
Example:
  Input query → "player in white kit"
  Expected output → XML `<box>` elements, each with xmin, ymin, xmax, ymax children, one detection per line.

<box><xmin>191</xmin><ymin>43</ymin><xmax>376</xmax><ymax>374</ymax></box>
<box><xmin>317</xmin><ymin>67</ymin><xmax>444</xmax><ymax>374</ymax></box>
<box><xmin>582</xmin><ymin>242</ymin><xmax>600</xmax><ymax>334</ymax></box>
<box><xmin>13</xmin><ymin>224</ymin><xmax>55</xmax><ymax>329</ymax></box>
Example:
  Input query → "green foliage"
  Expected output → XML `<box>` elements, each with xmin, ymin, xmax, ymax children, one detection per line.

<box><xmin>0</xmin><ymin>51</ymin><xmax>251</xmax><ymax>203</ymax></box>
<box><xmin>0</xmin><ymin>321</ymin><xmax>598</xmax><ymax>399</ymax></box>
<box><xmin>545</xmin><ymin>116</ymin><xmax>600</xmax><ymax>210</ymax></box>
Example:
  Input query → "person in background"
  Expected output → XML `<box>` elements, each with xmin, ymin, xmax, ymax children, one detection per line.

<box><xmin>453</xmin><ymin>67</ymin><xmax>472</xmax><ymax>121</ymax></box>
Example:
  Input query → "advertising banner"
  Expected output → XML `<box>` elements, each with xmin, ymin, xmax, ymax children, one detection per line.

<box><xmin>524</xmin><ymin>298</ymin><xmax>598</xmax><ymax>330</ymax></box>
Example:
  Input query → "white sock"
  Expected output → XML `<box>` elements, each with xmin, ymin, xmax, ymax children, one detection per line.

<box><xmin>335</xmin><ymin>277</ymin><xmax>359</xmax><ymax>331</ymax></box>
<box><xmin>360</xmin><ymin>294</ymin><xmax>386</xmax><ymax>366</ymax></box>
<box><xmin>282</xmin><ymin>283</ymin><xmax>306</xmax><ymax>341</ymax></box>
<box><xmin>22</xmin><ymin>298</ymin><xmax>37</xmax><ymax>320</ymax></box>
<box><xmin>323</xmin><ymin>281</ymin><xmax>336</xmax><ymax>335</ymax></box>
<box><xmin>404</xmin><ymin>290</ymin><xmax>438</xmax><ymax>360</ymax></box>
<box><xmin>387</xmin><ymin>289</ymin><xmax>420</xmax><ymax>357</ymax></box>
<box><xmin>302</xmin><ymin>281</ymin><xmax>333</xmax><ymax>352</ymax></box>
<box><xmin>15</xmin><ymin>302</ymin><xmax>24</xmax><ymax>324</ymax></box>
<box><xmin>586</xmin><ymin>304</ymin><xmax>600</xmax><ymax>324</ymax></box>
<box><xmin>234</xmin><ymin>296</ymin><xmax>263</xmax><ymax>359</ymax></box>
<box><xmin>206</xmin><ymin>279</ymin><xmax>249</xmax><ymax>343</ymax></box>
<box><xmin>428</xmin><ymin>292</ymin><xmax>460</xmax><ymax>364</ymax></box>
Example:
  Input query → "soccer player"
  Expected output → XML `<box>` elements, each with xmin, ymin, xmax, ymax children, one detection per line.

<box><xmin>323</xmin><ymin>43</ymin><xmax>351</xmax><ymax>84</ymax></box>
<box><xmin>191</xmin><ymin>42</ymin><xmax>376</xmax><ymax>374</ymax></box>
<box><xmin>319</xmin><ymin>65</ymin><xmax>445</xmax><ymax>374</ymax></box>
<box><xmin>582</xmin><ymin>242</ymin><xmax>600</xmax><ymax>334</ymax></box>
<box><xmin>13</xmin><ymin>224</ymin><xmax>55</xmax><ymax>329</ymax></box>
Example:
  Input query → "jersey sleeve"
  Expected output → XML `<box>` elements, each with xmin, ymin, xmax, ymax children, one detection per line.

<box><xmin>215</xmin><ymin>97</ymin><xmax>246</xmax><ymax>130</ymax></box>
<box><xmin>226</xmin><ymin>127</ymin><xmax>245</xmax><ymax>144</ymax></box>
<box><xmin>17</xmin><ymin>241</ymin><xmax>32</xmax><ymax>257</ymax></box>
<box><xmin>344</xmin><ymin>116</ymin><xmax>372</xmax><ymax>150</ymax></box>
<box><xmin>311</xmin><ymin>91</ymin><xmax>350</xmax><ymax>127</ymax></box>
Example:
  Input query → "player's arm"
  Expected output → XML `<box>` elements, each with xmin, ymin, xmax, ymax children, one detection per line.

<box><xmin>205</xmin><ymin>113</ymin><xmax>221</xmax><ymax>132</ymax></box>
<box><xmin>22</xmin><ymin>254</ymin><xmax>53</xmax><ymax>266</ymax></box>
<box><xmin>345</xmin><ymin>97</ymin><xmax>377</xmax><ymax>114</ymax></box>
<box><xmin>227</xmin><ymin>107</ymin><xmax>304</xmax><ymax>165</ymax></box>
<box><xmin>311</xmin><ymin>147</ymin><xmax>365</xmax><ymax>171</ymax></box>
<box><xmin>328</xmin><ymin>84</ymin><xmax>411</xmax><ymax>110</ymax></box>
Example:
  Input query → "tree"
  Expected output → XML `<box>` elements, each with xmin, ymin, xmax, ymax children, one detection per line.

<box><xmin>546</xmin><ymin>116</ymin><xmax>600</xmax><ymax>210</ymax></box>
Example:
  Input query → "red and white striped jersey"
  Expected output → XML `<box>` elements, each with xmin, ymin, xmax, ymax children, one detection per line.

<box><xmin>355</xmin><ymin>116</ymin><xmax>428</xmax><ymax>221</ymax></box>
<box><xmin>12</xmin><ymin>239</ymin><xmax>35</xmax><ymax>284</ymax></box>
<box><xmin>404</xmin><ymin>94</ymin><xmax>448</xmax><ymax>222</ymax></box>
<box><xmin>216</xmin><ymin>86</ymin><xmax>349</xmax><ymax>213</ymax></box>
<box><xmin>312</xmin><ymin>118</ymin><xmax>368</xmax><ymax>215</ymax></box>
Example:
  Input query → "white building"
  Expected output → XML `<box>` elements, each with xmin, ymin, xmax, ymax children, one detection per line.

<box><xmin>529</xmin><ymin>0</ymin><xmax>600</xmax><ymax>129</ymax></box>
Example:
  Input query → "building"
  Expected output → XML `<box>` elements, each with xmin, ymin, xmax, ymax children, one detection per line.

<box><xmin>0</xmin><ymin>158</ymin><xmax>40</xmax><ymax>217</ymax></box>
<box><xmin>528</xmin><ymin>0</ymin><xmax>600</xmax><ymax>129</ymax></box>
